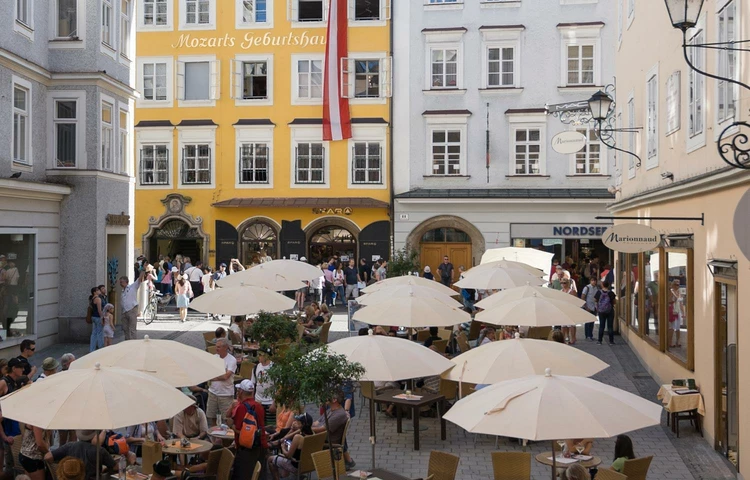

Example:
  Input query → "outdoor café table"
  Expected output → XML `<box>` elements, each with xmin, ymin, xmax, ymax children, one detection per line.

<box><xmin>535</xmin><ymin>452</ymin><xmax>602</xmax><ymax>470</ymax></box>
<box><xmin>208</xmin><ymin>426</ymin><xmax>235</xmax><ymax>447</ymax></box>
<box><xmin>162</xmin><ymin>438</ymin><xmax>214</xmax><ymax>457</ymax></box>
<box><xmin>657</xmin><ymin>384</ymin><xmax>705</xmax><ymax>436</ymax></box>
<box><xmin>372</xmin><ymin>388</ymin><xmax>446</xmax><ymax>450</ymax></box>
<box><xmin>368</xmin><ymin>468</ymin><xmax>414</xmax><ymax>480</ymax></box>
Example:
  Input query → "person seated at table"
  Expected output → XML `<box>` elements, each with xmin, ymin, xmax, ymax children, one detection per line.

<box><xmin>561</xmin><ymin>464</ymin><xmax>590</xmax><ymax>480</ymax></box>
<box><xmin>267</xmin><ymin>413</ymin><xmax>314</xmax><ymax>480</ymax></box>
<box><xmin>320</xmin><ymin>304</ymin><xmax>333</xmax><ymax>322</ymax></box>
<box><xmin>373</xmin><ymin>326</ymin><xmax>388</xmax><ymax>336</ymax></box>
<box><xmin>312</xmin><ymin>391</ymin><xmax>355</xmax><ymax>470</ymax></box>
<box><xmin>302</xmin><ymin>316</ymin><xmax>326</xmax><ymax>343</ymax></box>
<box><xmin>609</xmin><ymin>434</ymin><xmax>636</xmax><ymax>473</ymax></box>
<box><xmin>300</xmin><ymin>306</ymin><xmax>317</xmax><ymax>328</ymax></box>
<box><xmin>118</xmin><ymin>422</ymin><xmax>165</xmax><ymax>458</ymax></box>
<box><xmin>57</xmin><ymin>457</ymin><xmax>86</xmax><ymax>480</ymax></box>
<box><xmin>501</xmin><ymin>324</ymin><xmax>517</xmax><ymax>340</ymax></box>
<box><xmin>152</xmin><ymin>459</ymin><xmax>174</xmax><ymax>480</ymax></box>
<box><xmin>268</xmin><ymin>401</ymin><xmax>302</xmax><ymax>443</ymax></box>
<box><xmin>422</xmin><ymin>327</ymin><xmax>442</xmax><ymax>349</ymax></box>
<box><xmin>45</xmin><ymin>430</ymin><xmax>134</xmax><ymax>480</ymax></box>
<box><xmin>229</xmin><ymin>316</ymin><xmax>245</xmax><ymax>344</ymax></box>
<box><xmin>551</xmin><ymin>330</ymin><xmax>566</xmax><ymax>344</ymax></box>
<box><xmin>173</xmin><ymin>395</ymin><xmax>209</xmax><ymax>440</ymax></box>
<box><xmin>477</xmin><ymin>327</ymin><xmax>496</xmax><ymax>346</ymax></box>
<box><xmin>565</xmin><ymin>438</ymin><xmax>594</xmax><ymax>456</ymax></box>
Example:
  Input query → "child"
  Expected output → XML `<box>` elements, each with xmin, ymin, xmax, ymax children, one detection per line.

<box><xmin>103</xmin><ymin>303</ymin><xmax>115</xmax><ymax>346</ymax></box>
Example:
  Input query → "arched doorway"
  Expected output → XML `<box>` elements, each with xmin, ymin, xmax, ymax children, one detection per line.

<box><xmin>240</xmin><ymin>220</ymin><xmax>279</xmax><ymax>265</ymax></box>
<box><xmin>309</xmin><ymin>226</ymin><xmax>357</xmax><ymax>266</ymax></box>
<box><xmin>148</xmin><ymin>219</ymin><xmax>204</xmax><ymax>263</ymax></box>
<box><xmin>419</xmin><ymin>227</ymin><xmax>473</xmax><ymax>280</ymax></box>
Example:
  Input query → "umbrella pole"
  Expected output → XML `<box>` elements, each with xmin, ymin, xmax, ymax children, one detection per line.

<box><xmin>97</xmin><ymin>429</ymin><xmax>101</xmax><ymax>480</ymax></box>
<box><xmin>551</xmin><ymin>440</ymin><xmax>556</xmax><ymax>480</ymax></box>
<box><xmin>370</xmin><ymin>397</ymin><xmax>376</xmax><ymax>471</ymax></box>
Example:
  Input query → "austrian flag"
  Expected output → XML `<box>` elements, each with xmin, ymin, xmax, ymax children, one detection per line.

<box><xmin>323</xmin><ymin>0</ymin><xmax>352</xmax><ymax>141</ymax></box>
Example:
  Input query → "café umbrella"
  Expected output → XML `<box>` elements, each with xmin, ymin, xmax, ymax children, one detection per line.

<box><xmin>361</xmin><ymin>275</ymin><xmax>458</xmax><ymax>297</ymax></box>
<box><xmin>454</xmin><ymin>263</ymin><xmax>545</xmax><ymax>290</ymax></box>
<box><xmin>444</xmin><ymin>368</ymin><xmax>662</xmax><ymax>480</ymax></box>
<box><xmin>480</xmin><ymin>247</ymin><xmax>555</xmax><ymax>273</ymax></box>
<box><xmin>189</xmin><ymin>285</ymin><xmax>296</xmax><ymax>315</ymax></box>
<box><xmin>353</xmin><ymin>294</ymin><xmax>470</xmax><ymax>328</ymax></box>
<box><xmin>469</xmin><ymin>260</ymin><xmax>546</xmax><ymax>277</ymax></box>
<box><xmin>475</xmin><ymin>284</ymin><xmax>585</xmax><ymax>310</ymax></box>
<box><xmin>70</xmin><ymin>335</ymin><xmax>226</xmax><ymax>387</ymax></box>
<box><xmin>218</xmin><ymin>259</ymin><xmax>321</xmax><ymax>290</ymax></box>
<box><xmin>357</xmin><ymin>284</ymin><xmax>462</xmax><ymax>308</ymax></box>
<box><xmin>475</xmin><ymin>293</ymin><xmax>594</xmax><ymax>327</ymax></box>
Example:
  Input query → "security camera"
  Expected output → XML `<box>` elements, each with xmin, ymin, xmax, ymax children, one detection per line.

<box><xmin>661</xmin><ymin>172</ymin><xmax>674</xmax><ymax>180</ymax></box>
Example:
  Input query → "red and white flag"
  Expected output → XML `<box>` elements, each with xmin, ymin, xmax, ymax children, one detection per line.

<box><xmin>323</xmin><ymin>0</ymin><xmax>352</xmax><ymax>141</ymax></box>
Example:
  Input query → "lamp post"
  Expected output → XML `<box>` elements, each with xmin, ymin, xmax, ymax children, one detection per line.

<box><xmin>664</xmin><ymin>0</ymin><xmax>750</xmax><ymax>169</ymax></box>
<box><xmin>587</xmin><ymin>89</ymin><xmax>642</xmax><ymax>167</ymax></box>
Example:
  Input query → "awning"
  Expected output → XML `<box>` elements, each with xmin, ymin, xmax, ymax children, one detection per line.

<box><xmin>212</xmin><ymin>197</ymin><xmax>389</xmax><ymax>209</ymax></box>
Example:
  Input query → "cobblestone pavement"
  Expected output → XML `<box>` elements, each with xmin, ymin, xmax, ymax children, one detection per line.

<box><xmin>28</xmin><ymin>314</ymin><xmax>737</xmax><ymax>480</ymax></box>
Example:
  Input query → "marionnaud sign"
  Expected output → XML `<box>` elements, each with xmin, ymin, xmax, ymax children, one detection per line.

<box><xmin>551</xmin><ymin>131</ymin><xmax>587</xmax><ymax>154</ymax></box>
<box><xmin>602</xmin><ymin>224</ymin><xmax>661</xmax><ymax>253</ymax></box>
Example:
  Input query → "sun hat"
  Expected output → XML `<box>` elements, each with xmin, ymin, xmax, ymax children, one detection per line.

<box><xmin>424</xmin><ymin>266</ymin><xmax>431</xmax><ymax>273</ymax></box>
<box><xmin>42</xmin><ymin>357</ymin><xmax>60</xmax><ymax>371</ymax></box>
<box><xmin>76</xmin><ymin>430</ymin><xmax>97</xmax><ymax>442</ymax></box>
<box><xmin>57</xmin><ymin>457</ymin><xmax>85</xmax><ymax>480</ymax></box>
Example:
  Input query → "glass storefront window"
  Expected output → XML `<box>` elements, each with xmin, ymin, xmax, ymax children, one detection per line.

<box><xmin>0</xmin><ymin>234</ymin><xmax>35</xmax><ymax>339</ymax></box>
<box><xmin>622</xmin><ymin>253</ymin><xmax>637</xmax><ymax>330</ymax></box>
<box><xmin>666</xmin><ymin>250</ymin><xmax>689</xmax><ymax>363</ymax></box>
<box><xmin>241</xmin><ymin>221</ymin><xmax>278</xmax><ymax>265</ymax></box>
<box><xmin>642</xmin><ymin>250</ymin><xmax>660</xmax><ymax>345</ymax></box>
<box><xmin>616</xmin><ymin>252</ymin><xmax>627</xmax><ymax>322</ymax></box>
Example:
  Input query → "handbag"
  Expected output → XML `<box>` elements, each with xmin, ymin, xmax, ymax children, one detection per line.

<box><xmin>357</xmin><ymin>281</ymin><xmax>366</xmax><ymax>290</ymax></box>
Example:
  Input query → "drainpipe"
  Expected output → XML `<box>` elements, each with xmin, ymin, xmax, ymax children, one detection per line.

<box><xmin>388</xmin><ymin>8</ymin><xmax>395</xmax><ymax>259</ymax></box>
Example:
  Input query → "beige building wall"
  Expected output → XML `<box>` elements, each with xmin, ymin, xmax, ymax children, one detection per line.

<box><xmin>613</xmin><ymin>0</ymin><xmax>749</xmax><ymax>475</ymax></box>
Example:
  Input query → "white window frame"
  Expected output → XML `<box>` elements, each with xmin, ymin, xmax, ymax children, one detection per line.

<box><xmin>14</xmin><ymin>0</ymin><xmax>34</xmax><ymax>40</ymax></box>
<box><xmin>101</xmin><ymin>0</ymin><xmax>116</xmax><ymax>57</ymax></box>
<box><xmin>136</xmin><ymin>127</ymin><xmax>174</xmax><ymax>189</ymax></box>
<box><xmin>137</xmin><ymin>57</ymin><xmax>174</xmax><ymax>108</ymax></box>
<box><xmin>424</xmin><ymin>114</ymin><xmax>469</xmax><ymax>177</ymax></box>
<box><xmin>627</xmin><ymin>0</ymin><xmax>634</xmax><ymax>28</ymax></box>
<box><xmin>645</xmin><ymin>64</ymin><xmax>659</xmax><ymax>169</ymax></box>
<box><xmin>176</xmin><ymin>55</ymin><xmax>220</xmax><ymax>107</ymax></box>
<box><xmin>235</xmin><ymin>125</ymin><xmax>275</xmax><ymax>189</ymax></box>
<box><xmin>236</xmin><ymin>0</ymin><xmax>273</xmax><ymax>28</ymax></box>
<box><xmin>617</xmin><ymin>0</ymin><xmax>623</xmax><ymax>47</ymax></box>
<box><xmin>341</xmin><ymin>52</ymin><xmax>391</xmax><ymax>103</ymax></box>
<box><xmin>47</xmin><ymin>90</ymin><xmax>87</xmax><ymax>170</ymax></box>
<box><xmin>423</xmin><ymin>30</ymin><xmax>466</xmax><ymax>92</ymax></box>
<box><xmin>559</xmin><ymin>25</ymin><xmax>602</xmax><ymax>88</ymax></box>
<box><xmin>507</xmin><ymin>114</ymin><xmax>547</xmax><ymax>176</ymax></box>
<box><xmin>180</xmin><ymin>0</ymin><xmax>216</xmax><ymax>30</ymax></box>
<box><xmin>117</xmin><ymin>105</ymin><xmax>130</xmax><ymax>175</ymax></box>
<box><xmin>11</xmin><ymin>76</ymin><xmax>33</xmax><ymax>170</ymax></box>
<box><xmin>100</xmin><ymin>94</ymin><xmax>115</xmax><ymax>172</ymax></box>
<box><xmin>231</xmin><ymin>54</ymin><xmax>274</xmax><ymax>106</ymax></box>
<box><xmin>51</xmin><ymin>0</ymin><xmax>84</xmax><ymax>46</ymax></box>
<box><xmin>568</xmin><ymin>124</ymin><xmax>607</xmax><ymax>175</ymax></box>
<box><xmin>348</xmin><ymin>0</ymin><xmax>390</xmax><ymax>26</ymax></box>
<box><xmin>138</xmin><ymin>0</ymin><xmax>172</xmax><ymax>30</ymax></box>
<box><xmin>291</xmin><ymin>54</ymin><xmax>325</xmax><ymax>105</ymax></box>
<box><xmin>480</xmin><ymin>0</ymin><xmax>522</xmax><ymax>9</ymax></box>
<box><xmin>348</xmin><ymin>125</ymin><xmax>387</xmax><ymax>189</ymax></box>
<box><xmin>288</xmin><ymin>0</ymin><xmax>330</xmax><ymax>28</ymax></box>
<box><xmin>615</xmin><ymin>110</ymin><xmax>623</xmax><ymax>186</ymax></box>
<box><xmin>665</xmin><ymin>70</ymin><xmax>681</xmax><ymax>136</ymax></box>
<box><xmin>177</xmin><ymin>126</ymin><xmax>217</xmax><ymax>189</ymax></box>
<box><xmin>119</xmin><ymin>0</ymin><xmax>132</xmax><ymax>62</ymax></box>
<box><xmin>627</xmin><ymin>91</ymin><xmax>636</xmax><ymax>178</ymax></box>
<box><xmin>290</xmin><ymin>126</ymin><xmax>329</xmax><ymax>189</ymax></box>
<box><xmin>715</xmin><ymin>0</ymin><xmax>738</xmax><ymax>133</ymax></box>
<box><xmin>424</xmin><ymin>0</ymin><xmax>463</xmax><ymax>11</ymax></box>
<box><xmin>560</xmin><ymin>0</ymin><xmax>597</xmax><ymax>4</ymax></box>
<box><xmin>686</xmin><ymin>17</ymin><xmax>706</xmax><ymax>153</ymax></box>
<box><xmin>480</xmin><ymin>28</ymin><xmax>522</xmax><ymax>90</ymax></box>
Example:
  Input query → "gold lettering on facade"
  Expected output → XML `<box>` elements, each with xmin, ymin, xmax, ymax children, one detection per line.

<box><xmin>171</xmin><ymin>32</ymin><xmax>325</xmax><ymax>50</ymax></box>
<box><xmin>312</xmin><ymin>208</ymin><xmax>353</xmax><ymax>215</ymax></box>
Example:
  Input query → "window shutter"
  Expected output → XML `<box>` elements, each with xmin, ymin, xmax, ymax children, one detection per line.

<box><xmin>176</xmin><ymin>61</ymin><xmax>186</xmax><ymax>100</ymax></box>
<box><xmin>139</xmin><ymin>147</ymin><xmax>145</xmax><ymax>184</ymax></box>
<box><xmin>238</xmin><ymin>145</ymin><xmax>243</xmax><ymax>182</ymax></box>
<box><xmin>381</xmin><ymin>0</ymin><xmax>391</xmax><ymax>20</ymax></box>
<box><xmin>163</xmin><ymin>148</ymin><xmax>170</xmax><ymax>185</ymax></box>
<box><xmin>287</xmin><ymin>0</ymin><xmax>297</xmax><ymax>21</ymax></box>
<box><xmin>210</xmin><ymin>60</ymin><xmax>221</xmax><ymax>100</ymax></box>
<box><xmin>380</xmin><ymin>56</ymin><xmax>392</xmax><ymax>98</ymax></box>
<box><xmin>294</xmin><ymin>146</ymin><xmax>299</xmax><ymax>183</ymax></box>
<box><xmin>181</xmin><ymin>146</ymin><xmax>187</xmax><ymax>184</ymax></box>
<box><xmin>351</xmin><ymin>145</ymin><xmax>357</xmax><ymax>183</ymax></box>
<box><xmin>377</xmin><ymin>145</ymin><xmax>383</xmax><ymax>183</ymax></box>
<box><xmin>341</xmin><ymin>57</ymin><xmax>354</xmax><ymax>99</ymax></box>
<box><xmin>207</xmin><ymin>146</ymin><xmax>213</xmax><ymax>183</ymax></box>
<box><xmin>232</xmin><ymin>60</ymin><xmax>243</xmax><ymax>99</ymax></box>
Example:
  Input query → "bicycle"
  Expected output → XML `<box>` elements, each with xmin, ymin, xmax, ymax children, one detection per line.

<box><xmin>143</xmin><ymin>290</ymin><xmax>168</xmax><ymax>325</ymax></box>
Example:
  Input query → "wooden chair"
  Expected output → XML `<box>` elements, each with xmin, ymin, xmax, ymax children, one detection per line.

<box><xmin>205</xmin><ymin>449</ymin><xmax>223</xmax><ymax>476</ymax></box>
<box><xmin>526</xmin><ymin>326</ymin><xmax>552</xmax><ymax>340</ymax></box>
<box><xmin>438</xmin><ymin>379</ymin><xmax>457</xmax><ymax>402</ymax></box>
<box><xmin>206</xmin><ymin>345</ymin><xmax>217</xmax><ymax>355</ymax></box>
<box><xmin>229</xmin><ymin>329</ymin><xmax>243</xmax><ymax>345</ymax></box>
<box><xmin>594</xmin><ymin>469</ymin><xmax>628</xmax><ymax>480</ymax></box>
<box><xmin>45</xmin><ymin>461</ymin><xmax>59</xmax><ymax>480</ymax></box>
<box><xmin>431</xmin><ymin>339</ymin><xmax>448</xmax><ymax>354</ymax></box>
<box><xmin>468</xmin><ymin>321</ymin><xmax>482</xmax><ymax>342</ymax></box>
<box><xmin>251</xmin><ymin>461</ymin><xmax>262</xmax><ymax>480</ymax></box>
<box><xmin>318</xmin><ymin>321</ymin><xmax>333</xmax><ymax>344</ymax></box>
<box><xmin>456</xmin><ymin>332</ymin><xmax>470</xmax><ymax>353</ymax></box>
<box><xmin>437</xmin><ymin>328</ymin><xmax>453</xmax><ymax>341</ymax></box>
<box><xmin>297</xmin><ymin>323</ymin><xmax>307</xmax><ymax>343</ymax></box>
<box><xmin>311</xmin><ymin>450</ymin><xmax>347</xmax><ymax>480</ymax></box>
<box><xmin>427</xmin><ymin>450</ymin><xmax>460</xmax><ymax>480</ymax></box>
<box><xmin>239</xmin><ymin>360</ymin><xmax>256</xmax><ymax>379</ymax></box>
<box><xmin>203</xmin><ymin>332</ymin><xmax>215</xmax><ymax>348</ymax></box>
<box><xmin>416</xmin><ymin>329</ymin><xmax>431</xmax><ymax>342</ymax></box>
<box><xmin>360</xmin><ymin>381</ymin><xmax>375</xmax><ymax>411</ymax></box>
<box><xmin>491</xmin><ymin>452</ymin><xmax>531</xmax><ymax>480</ymax></box>
<box><xmin>11</xmin><ymin>434</ymin><xmax>24</xmax><ymax>475</ymax></box>
<box><xmin>621</xmin><ymin>456</ymin><xmax>653</xmax><ymax>480</ymax></box>
<box><xmin>216</xmin><ymin>448</ymin><xmax>235</xmax><ymax>480</ymax></box>
<box><xmin>141</xmin><ymin>441</ymin><xmax>163</xmax><ymax>475</ymax></box>
<box><xmin>459</xmin><ymin>382</ymin><xmax>476</xmax><ymax>399</ymax></box>
<box><xmin>296</xmin><ymin>431</ymin><xmax>327</xmax><ymax>480</ymax></box>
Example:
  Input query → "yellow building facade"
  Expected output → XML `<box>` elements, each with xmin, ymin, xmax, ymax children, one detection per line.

<box><xmin>134</xmin><ymin>0</ymin><xmax>392</xmax><ymax>267</ymax></box>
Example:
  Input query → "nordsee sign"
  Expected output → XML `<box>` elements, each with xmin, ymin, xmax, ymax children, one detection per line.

<box><xmin>551</xmin><ymin>131</ymin><xmax>587</xmax><ymax>154</ymax></box>
<box><xmin>602</xmin><ymin>224</ymin><xmax>661</xmax><ymax>253</ymax></box>
<box><xmin>553</xmin><ymin>226</ymin><xmax>609</xmax><ymax>237</ymax></box>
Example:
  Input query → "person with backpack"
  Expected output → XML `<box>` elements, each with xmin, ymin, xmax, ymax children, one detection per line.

<box><xmin>595</xmin><ymin>281</ymin><xmax>617</xmax><ymax>345</ymax></box>
<box><xmin>267</xmin><ymin>413</ymin><xmax>314</xmax><ymax>480</ymax></box>
<box><xmin>580</xmin><ymin>277</ymin><xmax>600</xmax><ymax>341</ymax></box>
<box><xmin>231</xmin><ymin>380</ymin><xmax>266</xmax><ymax>480</ymax></box>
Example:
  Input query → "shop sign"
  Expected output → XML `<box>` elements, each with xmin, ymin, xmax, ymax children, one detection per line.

<box><xmin>106</xmin><ymin>213</ymin><xmax>131</xmax><ymax>226</ymax></box>
<box><xmin>601</xmin><ymin>224</ymin><xmax>661</xmax><ymax>253</ymax></box>
<box><xmin>171</xmin><ymin>32</ymin><xmax>326</xmax><ymax>50</ymax></box>
<box><xmin>510</xmin><ymin>224</ymin><xmax>611</xmax><ymax>240</ymax></box>
<box><xmin>312</xmin><ymin>207</ymin><xmax>353</xmax><ymax>215</ymax></box>
<box><xmin>551</xmin><ymin>131</ymin><xmax>587</xmax><ymax>154</ymax></box>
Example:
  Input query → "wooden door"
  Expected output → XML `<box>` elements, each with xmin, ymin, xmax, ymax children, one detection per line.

<box><xmin>420</xmin><ymin>245</ymin><xmax>444</xmax><ymax>276</ymax></box>
<box><xmin>420</xmin><ymin>243</ymin><xmax>472</xmax><ymax>283</ymax></box>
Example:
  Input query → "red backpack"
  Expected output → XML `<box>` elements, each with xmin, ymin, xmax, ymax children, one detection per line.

<box><xmin>238</xmin><ymin>402</ymin><xmax>261</xmax><ymax>449</ymax></box>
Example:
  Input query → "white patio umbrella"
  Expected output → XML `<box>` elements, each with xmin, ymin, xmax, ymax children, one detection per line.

<box><xmin>481</xmin><ymin>247</ymin><xmax>555</xmax><ymax>273</ymax></box>
<box><xmin>475</xmin><ymin>293</ymin><xmax>593</xmax><ymax>327</ymax></box>
<box><xmin>189</xmin><ymin>285</ymin><xmax>295</xmax><ymax>315</ymax></box>
<box><xmin>353</xmin><ymin>295</ymin><xmax>470</xmax><ymax>328</ymax></box>
<box><xmin>361</xmin><ymin>275</ymin><xmax>458</xmax><ymax>297</ymax></box>
<box><xmin>454</xmin><ymin>262</ymin><xmax>545</xmax><ymax>290</ymax></box>
<box><xmin>442</xmin><ymin>335</ymin><xmax>608</xmax><ymax>384</ymax></box>
<box><xmin>357</xmin><ymin>285</ymin><xmax>462</xmax><ymax>308</ymax></box>
<box><xmin>475</xmin><ymin>285</ymin><xmax>585</xmax><ymax>310</ymax></box>
<box><xmin>218</xmin><ymin>259</ymin><xmax>322</xmax><ymax>290</ymax></box>
<box><xmin>327</xmin><ymin>331</ymin><xmax>455</xmax><ymax>469</ymax></box>
<box><xmin>469</xmin><ymin>260</ymin><xmax>546</xmax><ymax>277</ymax></box>
<box><xmin>70</xmin><ymin>335</ymin><xmax>225</xmax><ymax>387</ymax></box>
<box><xmin>444</xmin><ymin>368</ymin><xmax>662</xmax><ymax>479</ymax></box>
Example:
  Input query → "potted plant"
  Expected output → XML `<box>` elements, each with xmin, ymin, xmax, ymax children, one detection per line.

<box><xmin>246</xmin><ymin>311</ymin><xmax>298</xmax><ymax>349</ymax></box>
<box><xmin>388</xmin><ymin>247</ymin><xmax>420</xmax><ymax>277</ymax></box>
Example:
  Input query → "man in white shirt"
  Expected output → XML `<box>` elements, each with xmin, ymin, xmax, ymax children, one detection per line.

<box><xmin>172</xmin><ymin>395</ymin><xmax>208</xmax><ymax>440</ymax></box>
<box><xmin>250</xmin><ymin>348</ymin><xmax>275</xmax><ymax>424</ymax></box>
<box><xmin>35</xmin><ymin>357</ymin><xmax>59</xmax><ymax>381</ymax></box>
<box><xmin>185</xmin><ymin>261</ymin><xmax>204</xmax><ymax>298</ymax></box>
<box><xmin>119</xmin><ymin>272</ymin><xmax>144</xmax><ymax>340</ymax></box>
<box><xmin>206</xmin><ymin>338</ymin><xmax>237</xmax><ymax>427</ymax></box>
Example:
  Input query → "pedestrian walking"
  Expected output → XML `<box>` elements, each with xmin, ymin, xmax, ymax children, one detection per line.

<box><xmin>437</xmin><ymin>256</ymin><xmax>454</xmax><ymax>287</ymax></box>
<box><xmin>119</xmin><ymin>272</ymin><xmax>144</xmax><ymax>341</ymax></box>
<box><xmin>595</xmin><ymin>281</ymin><xmax>617</xmax><ymax>345</ymax></box>
<box><xmin>175</xmin><ymin>275</ymin><xmax>193</xmax><ymax>323</ymax></box>
<box><xmin>89</xmin><ymin>286</ymin><xmax>105</xmax><ymax>352</ymax></box>
<box><xmin>580</xmin><ymin>277</ymin><xmax>600</xmax><ymax>341</ymax></box>
<box><xmin>185</xmin><ymin>261</ymin><xmax>204</xmax><ymax>298</ymax></box>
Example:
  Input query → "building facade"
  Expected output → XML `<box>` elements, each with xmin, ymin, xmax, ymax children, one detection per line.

<box><xmin>613</xmin><ymin>0</ymin><xmax>748</xmax><ymax>474</ymax></box>
<box><xmin>0</xmin><ymin>0</ymin><xmax>137</xmax><ymax>352</ymax></box>
<box><xmin>134</xmin><ymin>0</ymin><xmax>392</xmax><ymax>269</ymax></box>
<box><xmin>392</xmin><ymin>0</ymin><xmax>616</xmax><ymax>274</ymax></box>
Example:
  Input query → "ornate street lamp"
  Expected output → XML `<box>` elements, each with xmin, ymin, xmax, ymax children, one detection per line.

<box><xmin>588</xmin><ymin>90</ymin><xmax>614</xmax><ymax>122</ymax></box>
<box><xmin>587</xmin><ymin>89</ymin><xmax>642</xmax><ymax>167</ymax></box>
<box><xmin>665</xmin><ymin>0</ymin><xmax>750</xmax><ymax>169</ymax></box>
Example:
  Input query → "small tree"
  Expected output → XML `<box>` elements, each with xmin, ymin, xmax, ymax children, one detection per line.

<box><xmin>388</xmin><ymin>247</ymin><xmax>420</xmax><ymax>277</ymax></box>
<box><xmin>267</xmin><ymin>343</ymin><xmax>364</xmax><ymax>480</ymax></box>
<box><xmin>247</xmin><ymin>311</ymin><xmax>298</xmax><ymax>349</ymax></box>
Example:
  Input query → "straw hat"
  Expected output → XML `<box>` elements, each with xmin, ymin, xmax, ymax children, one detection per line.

<box><xmin>58</xmin><ymin>457</ymin><xmax>85</xmax><ymax>480</ymax></box>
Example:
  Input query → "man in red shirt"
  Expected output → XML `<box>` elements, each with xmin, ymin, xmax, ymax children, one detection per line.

<box><xmin>231</xmin><ymin>380</ymin><xmax>267</xmax><ymax>480</ymax></box>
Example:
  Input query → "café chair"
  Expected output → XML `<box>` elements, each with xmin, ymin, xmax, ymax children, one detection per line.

<box><xmin>203</xmin><ymin>332</ymin><xmax>215</xmax><ymax>348</ymax></box>
<box><xmin>594</xmin><ymin>469</ymin><xmax>628</xmax><ymax>480</ymax></box>
<box><xmin>141</xmin><ymin>441</ymin><xmax>163</xmax><ymax>475</ymax></box>
<box><xmin>239</xmin><ymin>361</ymin><xmax>255</xmax><ymax>379</ymax></box>
<box><xmin>491</xmin><ymin>451</ymin><xmax>531</xmax><ymax>480</ymax></box>
<box><xmin>251</xmin><ymin>461</ymin><xmax>262</xmax><ymax>480</ymax></box>
<box><xmin>431</xmin><ymin>339</ymin><xmax>448</xmax><ymax>354</ymax></box>
<box><xmin>621</xmin><ymin>455</ymin><xmax>653</xmax><ymax>480</ymax></box>
<box><xmin>456</xmin><ymin>332</ymin><xmax>471</xmax><ymax>353</ymax></box>
<box><xmin>318</xmin><ymin>321</ymin><xmax>333</xmax><ymax>344</ymax></box>
<box><xmin>417</xmin><ymin>329</ymin><xmax>431</xmax><ymax>342</ymax></box>
<box><xmin>427</xmin><ymin>450</ymin><xmax>460</xmax><ymax>480</ymax></box>
<box><xmin>311</xmin><ymin>450</ymin><xmax>346</xmax><ymax>480</ymax></box>
<box><xmin>216</xmin><ymin>448</ymin><xmax>235</xmax><ymax>480</ymax></box>
<box><xmin>206</xmin><ymin>345</ymin><xmax>218</xmax><ymax>355</ymax></box>
<box><xmin>296</xmin><ymin>431</ymin><xmax>327</xmax><ymax>480</ymax></box>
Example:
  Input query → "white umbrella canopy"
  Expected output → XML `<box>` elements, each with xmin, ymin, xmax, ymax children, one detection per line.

<box><xmin>475</xmin><ymin>294</ymin><xmax>593</xmax><ymax>326</ymax></box>
<box><xmin>475</xmin><ymin>285</ymin><xmax>584</xmax><ymax>310</ymax></box>
<box><xmin>0</xmin><ymin>364</ymin><xmax>193</xmax><ymax>430</ymax></box>
<box><xmin>327</xmin><ymin>331</ymin><xmax>455</xmax><ymax>381</ymax></box>
<box><xmin>70</xmin><ymin>335</ymin><xmax>225</xmax><ymax>387</ymax></box>
<box><xmin>481</xmin><ymin>247</ymin><xmax>554</xmax><ymax>273</ymax></box>
<box><xmin>357</xmin><ymin>285</ymin><xmax>462</xmax><ymax>308</ymax></box>
<box><xmin>189</xmin><ymin>285</ymin><xmax>295</xmax><ymax>315</ymax></box>
<box><xmin>353</xmin><ymin>296</ymin><xmax>470</xmax><ymax>328</ymax></box>
<box><xmin>454</xmin><ymin>263</ymin><xmax>545</xmax><ymax>290</ymax></box>
<box><xmin>469</xmin><ymin>260</ymin><xmax>546</xmax><ymax>277</ymax></box>
<box><xmin>218</xmin><ymin>259</ymin><xmax>321</xmax><ymax>290</ymax></box>
<box><xmin>442</xmin><ymin>336</ymin><xmax>609</xmax><ymax>384</ymax></box>
<box><xmin>361</xmin><ymin>275</ymin><xmax>458</xmax><ymax>296</ymax></box>
<box><xmin>444</xmin><ymin>368</ymin><xmax>662</xmax><ymax>440</ymax></box>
